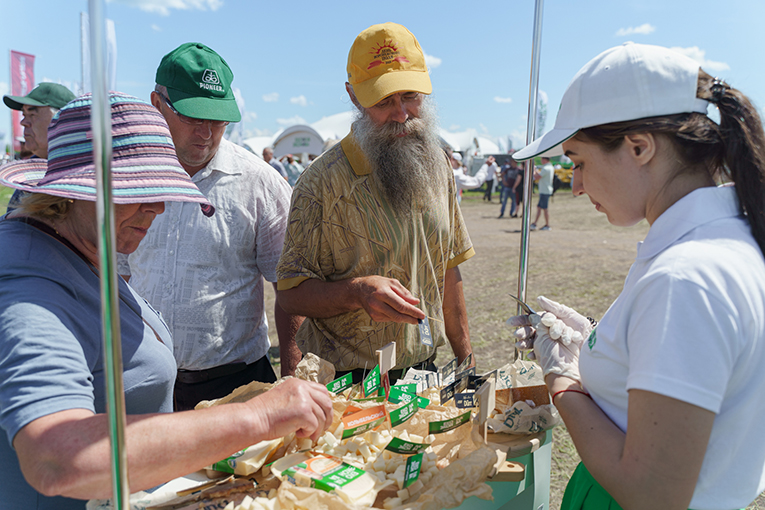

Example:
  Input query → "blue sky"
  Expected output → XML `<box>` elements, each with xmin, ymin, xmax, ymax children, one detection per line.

<box><xmin>1</xmin><ymin>0</ymin><xmax>763</xmax><ymax>151</ymax></box>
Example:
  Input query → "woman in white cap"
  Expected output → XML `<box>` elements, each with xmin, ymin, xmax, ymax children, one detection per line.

<box><xmin>510</xmin><ymin>43</ymin><xmax>765</xmax><ymax>509</ymax></box>
<box><xmin>0</xmin><ymin>93</ymin><xmax>332</xmax><ymax>509</ymax></box>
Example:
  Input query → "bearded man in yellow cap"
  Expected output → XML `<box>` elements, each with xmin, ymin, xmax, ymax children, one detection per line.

<box><xmin>277</xmin><ymin>22</ymin><xmax>475</xmax><ymax>383</ymax></box>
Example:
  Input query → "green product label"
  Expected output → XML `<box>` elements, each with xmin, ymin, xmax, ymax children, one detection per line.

<box><xmin>352</xmin><ymin>396</ymin><xmax>386</xmax><ymax>403</ymax></box>
<box><xmin>284</xmin><ymin>458</ymin><xmax>365</xmax><ymax>493</ymax></box>
<box><xmin>388</xmin><ymin>386</ymin><xmax>430</xmax><ymax>408</ymax></box>
<box><xmin>394</xmin><ymin>383</ymin><xmax>417</xmax><ymax>394</ymax></box>
<box><xmin>363</xmin><ymin>365</ymin><xmax>381</xmax><ymax>397</ymax></box>
<box><xmin>326</xmin><ymin>373</ymin><xmax>353</xmax><ymax>394</ymax></box>
<box><xmin>210</xmin><ymin>447</ymin><xmax>247</xmax><ymax>473</ymax></box>
<box><xmin>389</xmin><ymin>401</ymin><xmax>418</xmax><ymax>428</ymax></box>
<box><xmin>404</xmin><ymin>453</ymin><xmax>424</xmax><ymax>488</ymax></box>
<box><xmin>384</xmin><ymin>437</ymin><xmax>430</xmax><ymax>455</ymax></box>
<box><xmin>428</xmin><ymin>411</ymin><xmax>472</xmax><ymax>434</ymax></box>
<box><xmin>388</xmin><ymin>386</ymin><xmax>415</xmax><ymax>404</ymax></box>
<box><xmin>342</xmin><ymin>415</ymin><xmax>386</xmax><ymax>439</ymax></box>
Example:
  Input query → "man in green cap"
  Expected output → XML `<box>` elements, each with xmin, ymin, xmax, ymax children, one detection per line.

<box><xmin>119</xmin><ymin>43</ymin><xmax>302</xmax><ymax>411</ymax></box>
<box><xmin>3</xmin><ymin>82</ymin><xmax>76</xmax><ymax>208</ymax></box>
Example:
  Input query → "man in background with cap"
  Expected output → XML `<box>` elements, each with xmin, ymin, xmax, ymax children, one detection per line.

<box><xmin>3</xmin><ymin>82</ymin><xmax>75</xmax><ymax>209</ymax></box>
<box><xmin>277</xmin><ymin>22</ymin><xmax>475</xmax><ymax>383</ymax></box>
<box><xmin>119</xmin><ymin>42</ymin><xmax>302</xmax><ymax>411</ymax></box>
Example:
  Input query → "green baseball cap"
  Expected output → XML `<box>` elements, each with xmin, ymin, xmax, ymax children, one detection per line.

<box><xmin>3</xmin><ymin>82</ymin><xmax>76</xmax><ymax>111</ymax></box>
<box><xmin>155</xmin><ymin>42</ymin><xmax>241</xmax><ymax>123</ymax></box>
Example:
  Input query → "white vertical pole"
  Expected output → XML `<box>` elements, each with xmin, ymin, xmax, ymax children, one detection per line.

<box><xmin>89</xmin><ymin>0</ymin><xmax>129</xmax><ymax>508</ymax></box>
<box><xmin>517</xmin><ymin>0</ymin><xmax>545</xmax><ymax>308</ymax></box>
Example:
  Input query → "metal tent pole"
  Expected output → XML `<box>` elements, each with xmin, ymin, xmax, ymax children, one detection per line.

<box><xmin>517</xmin><ymin>0</ymin><xmax>545</xmax><ymax>309</ymax></box>
<box><xmin>89</xmin><ymin>0</ymin><xmax>130</xmax><ymax>508</ymax></box>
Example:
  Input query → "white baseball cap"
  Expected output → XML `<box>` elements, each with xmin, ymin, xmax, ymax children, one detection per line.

<box><xmin>452</xmin><ymin>152</ymin><xmax>462</xmax><ymax>161</ymax></box>
<box><xmin>514</xmin><ymin>42</ymin><xmax>710</xmax><ymax>161</ymax></box>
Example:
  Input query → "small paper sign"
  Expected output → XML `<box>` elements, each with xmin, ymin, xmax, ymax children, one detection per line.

<box><xmin>363</xmin><ymin>365</ymin><xmax>381</xmax><ymax>397</ymax></box>
<box><xmin>282</xmin><ymin>454</ymin><xmax>366</xmax><ymax>493</ymax></box>
<box><xmin>454</xmin><ymin>392</ymin><xmax>476</xmax><ymax>409</ymax></box>
<box><xmin>352</xmin><ymin>396</ymin><xmax>386</xmax><ymax>403</ymax></box>
<box><xmin>326</xmin><ymin>373</ymin><xmax>353</xmax><ymax>394</ymax></box>
<box><xmin>418</xmin><ymin>317</ymin><xmax>433</xmax><ymax>346</ymax></box>
<box><xmin>456</xmin><ymin>366</ymin><xmax>476</xmax><ymax>381</ymax></box>
<box><xmin>404</xmin><ymin>452</ymin><xmax>424</xmax><ymax>488</ymax></box>
<box><xmin>439</xmin><ymin>370</ymin><xmax>470</xmax><ymax>406</ymax></box>
<box><xmin>393</xmin><ymin>383</ymin><xmax>417</xmax><ymax>394</ymax></box>
<box><xmin>468</xmin><ymin>370</ymin><xmax>497</xmax><ymax>390</ymax></box>
<box><xmin>428</xmin><ymin>411</ymin><xmax>472</xmax><ymax>434</ymax></box>
<box><xmin>438</xmin><ymin>357</ymin><xmax>458</xmax><ymax>386</ymax></box>
<box><xmin>389</xmin><ymin>400</ymin><xmax>418</xmax><ymax>428</ymax></box>
<box><xmin>341</xmin><ymin>405</ymin><xmax>386</xmax><ymax>439</ymax></box>
<box><xmin>376</xmin><ymin>342</ymin><xmax>396</xmax><ymax>375</ymax></box>
<box><xmin>439</xmin><ymin>381</ymin><xmax>457</xmax><ymax>406</ymax></box>
<box><xmin>385</xmin><ymin>437</ymin><xmax>430</xmax><ymax>455</ymax></box>
<box><xmin>456</xmin><ymin>353</ymin><xmax>473</xmax><ymax>375</ymax></box>
<box><xmin>476</xmin><ymin>375</ymin><xmax>496</xmax><ymax>426</ymax></box>
<box><xmin>388</xmin><ymin>386</ymin><xmax>431</xmax><ymax>408</ymax></box>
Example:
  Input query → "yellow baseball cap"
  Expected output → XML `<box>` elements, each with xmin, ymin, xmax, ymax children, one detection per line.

<box><xmin>347</xmin><ymin>22</ymin><xmax>432</xmax><ymax>108</ymax></box>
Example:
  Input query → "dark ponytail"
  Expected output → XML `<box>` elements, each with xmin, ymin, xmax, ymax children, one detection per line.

<box><xmin>698</xmin><ymin>71</ymin><xmax>765</xmax><ymax>256</ymax></box>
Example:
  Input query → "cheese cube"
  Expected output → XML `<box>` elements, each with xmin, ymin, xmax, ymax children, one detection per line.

<box><xmin>324</xmin><ymin>431</ymin><xmax>338</xmax><ymax>448</ymax></box>
<box><xmin>408</xmin><ymin>479</ymin><xmax>424</xmax><ymax>495</ymax></box>
<box><xmin>397</xmin><ymin>488</ymin><xmax>410</xmax><ymax>501</ymax></box>
<box><xmin>383</xmin><ymin>497</ymin><xmax>402</xmax><ymax>509</ymax></box>
<box><xmin>359</xmin><ymin>443</ymin><xmax>372</xmax><ymax>460</ymax></box>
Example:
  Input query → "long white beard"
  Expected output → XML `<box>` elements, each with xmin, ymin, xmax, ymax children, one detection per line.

<box><xmin>353</xmin><ymin>97</ymin><xmax>448</xmax><ymax>217</ymax></box>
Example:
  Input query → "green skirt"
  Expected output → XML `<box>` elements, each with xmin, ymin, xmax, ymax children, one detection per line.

<box><xmin>561</xmin><ymin>462</ymin><xmax>623</xmax><ymax>510</ymax></box>
<box><xmin>561</xmin><ymin>462</ymin><xmax>740</xmax><ymax>510</ymax></box>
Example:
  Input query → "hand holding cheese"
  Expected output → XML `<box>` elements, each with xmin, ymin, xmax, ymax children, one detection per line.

<box><xmin>508</xmin><ymin>296</ymin><xmax>591</xmax><ymax>381</ymax></box>
<box><xmin>245</xmin><ymin>378</ymin><xmax>333</xmax><ymax>443</ymax></box>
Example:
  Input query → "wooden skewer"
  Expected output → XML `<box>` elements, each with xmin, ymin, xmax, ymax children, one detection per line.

<box><xmin>427</xmin><ymin>315</ymin><xmax>444</xmax><ymax>323</ymax></box>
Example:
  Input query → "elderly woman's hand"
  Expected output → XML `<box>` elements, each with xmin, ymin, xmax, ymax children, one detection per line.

<box><xmin>246</xmin><ymin>378</ymin><xmax>334</xmax><ymax>443</ymax></box>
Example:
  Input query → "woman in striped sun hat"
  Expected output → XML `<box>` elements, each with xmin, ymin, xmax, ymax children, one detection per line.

<box><xmin>0</xmin><ymin>92</ymin><xmax>333</xmax><ymax>510</ymax></box>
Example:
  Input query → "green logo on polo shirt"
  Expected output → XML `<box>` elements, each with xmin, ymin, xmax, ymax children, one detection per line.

<box><xmin>587</xmin><ymin>328</ymin><xmax>597</xmax><ymax>350</ymax></box>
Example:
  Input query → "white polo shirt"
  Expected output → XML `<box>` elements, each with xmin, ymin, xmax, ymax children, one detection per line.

<box><xmin>580</xmin><ymin>185</ymin><xmax>765</xmax><ymax>509</ymax></box>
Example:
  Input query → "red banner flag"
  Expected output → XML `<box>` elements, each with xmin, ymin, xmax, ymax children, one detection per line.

<box><xmin>10</xmin><ymin>50</ymin><xmax>35</xmax><ymax>154</ymax></box>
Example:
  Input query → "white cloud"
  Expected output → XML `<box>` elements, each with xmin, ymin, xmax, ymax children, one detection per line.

<box><xmin>242</xmin><ymin>111</ymin><xmax>258</xmax><ymax>123</ymax></box>
<box><xmin>0</xmin><ymin>82</ymin><xmax>8</xmax><ymax>96</ymax></box>
<box><xmin>670</xmin><ymin>46</ymin><xmax>730</xmax><ymax>72</ymax></box>
<box><xmin>424</xmin><ymin>53</ymin><xmax>442</xmax><ymax>69</ymax></box>
<box><xmin>449</xmin><ymin>124</ymin><xmax>460</xmax><ymax>131</ymax></box>
<box><xmin>244</xmin><ymin>127</ymin><xmax>274</xmax><ymax>137</ymax></box>
<box><xmin>494</xmin><ymin>96</ymin><xmax>513</xmax><ymax>104</ymax></box>
<box><xmin>509</xmin><ymin>129</ymin><xmax>527</xmax><ymax>150</ymax></box>
<box><xmin>276</xmin><ymin>115</ymin><xmax>306</xmax><ymax>126</ymax></box>
<box><xmin>109</xmin><ymin>0</ymin><xmax>223</xmax><ymax>17</ymax></box>
<box><xmin>40</xmin><ymin>78</ymin><xmax>79</xmax><ymax>96</ymax></box>
<box><xmin>262</xmin><ymin>92</ymin><xmax>279</xmax><ymax>103</ymax></box>
<box><xmin>479</xmin><ymin>123</ymin><xmax>489</xmax><ymax>134</ymax></box>
<box><xmin>615</xmin><ymin>23</ymin><xmax>656</xmax><ymax>37</ymax></box>
<box><xmin>290</xmin><ymin>95</ymin><xmax>308</xmax><ymax>107</ymax></box>
<box><xmin>151</xmin><ymin>24</ymin><xmax>162</xmax><ymax>32</ymax></box>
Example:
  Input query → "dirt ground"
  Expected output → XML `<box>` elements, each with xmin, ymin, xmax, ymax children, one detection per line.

<box><xmin>265</xmin><ymin>189</ymin><xmax>765</xmax><ymax>509</ymax></box>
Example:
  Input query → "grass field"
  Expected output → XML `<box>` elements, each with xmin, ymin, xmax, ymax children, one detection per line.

<box><xmin>1</xmin><ymin>185</ymin><xmax>13</xmax><ymax>211</ymax></box>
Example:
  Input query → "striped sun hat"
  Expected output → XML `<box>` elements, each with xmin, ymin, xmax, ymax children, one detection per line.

<box><xmin>0</xmin><ymin>92</ymin><xmax>214</xmax><ymax>216</ymax></box>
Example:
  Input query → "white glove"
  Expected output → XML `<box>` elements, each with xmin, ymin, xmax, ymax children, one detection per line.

<box><xmin>506</xmin><ymin>296</ymin><xmax>593</xmax><ymax>382</ymax></box>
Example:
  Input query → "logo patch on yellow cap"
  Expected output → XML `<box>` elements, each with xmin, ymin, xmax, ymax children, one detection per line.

<box><xmin>367</xmin><ymin>40</ymin><xmax>410</xmax><ymax>69</ymax></box>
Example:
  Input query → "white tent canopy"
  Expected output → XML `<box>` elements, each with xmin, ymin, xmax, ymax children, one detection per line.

<box><xmin>242</xmin><ymin>111</ymin><xmax>509</xmax><ymax>161</ymax></box>
<box><xmin>272</xmin><ymin>124</ymin><xmax>325</xmax><ymax>159</ymax></box>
